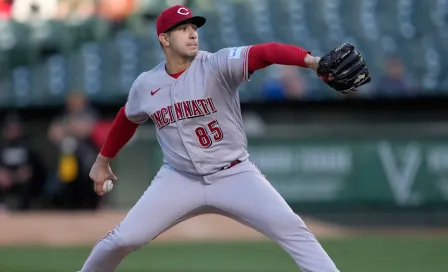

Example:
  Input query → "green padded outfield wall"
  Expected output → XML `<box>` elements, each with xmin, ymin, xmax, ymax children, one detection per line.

<box><xmin>112</xmin><ymin>138</ymin><xmax>448</xmax><ymax>210</ymax></box>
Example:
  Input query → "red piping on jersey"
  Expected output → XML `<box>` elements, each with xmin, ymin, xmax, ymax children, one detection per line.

<box><xmin>99</xmin><ymin>44</ymin><xmax>310</xmax><ymax>159</ymax></box>
<box><xmin>243</xmin><ymin>46</ymin><xmax>250</xmax><ymax>81</ymax></box>
<box><xmin>168</xmin><ymin>43</ymin><xmax>310</xmax><ymax>79</ymax></box>
<box><xmin>247</xmin><ymin>42</ymin><xmax>311</xmax><ymax>74</ymax></box>
<box><xmin>100</xmin><ymin>107</ymin><xmax>139</xmax><ymax>159</ymax></box>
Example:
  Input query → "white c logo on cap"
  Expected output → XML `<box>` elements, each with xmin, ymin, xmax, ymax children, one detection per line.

<box><xmin>177</xmin><ymin>7</ymin><xmax>190</xmax><ymax>15</ymax></box>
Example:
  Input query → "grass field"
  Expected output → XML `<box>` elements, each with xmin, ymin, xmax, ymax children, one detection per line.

<box><xmin>0</xmin><ymin>236</ymin><xmax>447</xmax><ymax>272</ymax></box>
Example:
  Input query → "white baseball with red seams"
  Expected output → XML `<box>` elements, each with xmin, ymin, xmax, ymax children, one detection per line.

<box><xmin>102</xmin><ymin>180</ymin><xmax>113</xmax><ymax>193</ymax></box>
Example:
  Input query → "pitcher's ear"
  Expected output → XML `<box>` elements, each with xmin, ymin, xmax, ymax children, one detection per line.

<box><xmin>159</xmin><ymin>33</ymin><xmax>170</xmax><ymax>47</ymax></box>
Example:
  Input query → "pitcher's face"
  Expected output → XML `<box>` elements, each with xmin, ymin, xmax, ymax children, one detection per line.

<box><xmin>163</xmin><ymin>23</ymin><xmax>199</xmax><ymax>58</ymax></box>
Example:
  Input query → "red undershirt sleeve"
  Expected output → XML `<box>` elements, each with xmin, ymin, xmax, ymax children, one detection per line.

<box><xmin>99</xmin><ymin>106</ymin><xmax>139</xmax><ymax>159</ymax></box>
<box><xmin>247</xmin><ymin>42</ymin><xmax>311</xmax><ymax>74</ymax></box>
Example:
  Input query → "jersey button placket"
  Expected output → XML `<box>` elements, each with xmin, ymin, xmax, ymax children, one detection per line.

<box><xmin>171</xmin><ymin>81</ymin><xmax>199</xmax><ymax>172</ymax></box>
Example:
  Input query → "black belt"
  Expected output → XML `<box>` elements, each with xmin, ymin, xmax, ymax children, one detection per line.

<box><xmin>220</xmin><ymin>159</ymin><xmax>241</xmax><ymax>170</ymax></box>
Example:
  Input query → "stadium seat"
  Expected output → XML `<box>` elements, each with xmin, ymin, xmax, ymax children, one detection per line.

<box><xmin>0</xmin><ymin>20</ymin><xmax>32</xmax><ymax>70</ymax></box>
<box><xmin>28</xmin><ymin>20</ymin><xmax>71</xmax><ymax>58</ymax></box>
<box><xmin>2</xmin><ymin>0</ymin><xmax>448</xmax><ymax>106</ymax></box>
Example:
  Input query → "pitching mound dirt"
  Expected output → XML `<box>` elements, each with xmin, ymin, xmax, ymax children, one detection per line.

<box><xmin>0</xmin><ymin>210</ymin><xmax>351</xmax><ymax>246</ymax></box>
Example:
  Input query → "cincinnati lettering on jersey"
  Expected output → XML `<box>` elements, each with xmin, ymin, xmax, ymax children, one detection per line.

<box><xmin>150</xmin><ymin>97</ymin><xmax>217</xmax><ymax>129</ymax></box>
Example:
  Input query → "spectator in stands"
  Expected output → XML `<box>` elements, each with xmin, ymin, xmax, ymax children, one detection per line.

<box><xmin>261</xmin><ymin>65</ymin><xmax>308</xmax><ymax>100</ymax></box>
<box><xmin>11</xmin><ymin>0</ymin><xmax>57</xmax><ymax>23</ymax></box>
<box><xmin>0</xmin><ymin>112</ymin><xmax>47</xmax><ymax>211</ymax></box>
<box><xmin>97</xmin><ymin>0</ymin><xmax>135</xmax><ymax>22</ymax></box>
<box><xmin>56</xmin><ymin>0</ymin><xmax>136</xmax><ymax>26</ymax></box>
<box><xmin>55</xmin><ymin>0</ymin><xmax>95</xmax><ymax>22</ymax></box>
<box><xmin>376</xmin><ymin>56</ymin><xmax>412</xmax><ymax>97</ymax></box>
<box><xmin>0</xmin><ymin>0</ymin><xmax>13</xmax><ymax>20</ymax></box>
<box><xmin>47</xmin><ymin>90</ymin><xmax>102</xmax><ymax>210</ymax></box>
<box><xmin>48</xmin><ymin>90</ymin><xmax>99</xmax><ymax>145</ymax></box>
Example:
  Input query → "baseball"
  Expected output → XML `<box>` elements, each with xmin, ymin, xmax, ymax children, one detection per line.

<box><xmin>102</xmin><ymin>179</ymin><xmax>114</xmax><ymax>193</ymax></box>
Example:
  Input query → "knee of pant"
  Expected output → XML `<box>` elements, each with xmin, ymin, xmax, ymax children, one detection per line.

<box><xmin>112</xmin><ymin>229</ymin><xmax>147</xmax><ymax>251</ymax></box>
<box><xmin>268</xmin><ymin>213</ymin><xmax>313</xmax><ymax>239</ymax></box>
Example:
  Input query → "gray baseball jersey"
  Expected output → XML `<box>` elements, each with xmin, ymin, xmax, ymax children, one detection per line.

<box><xmin>80</xmin><ymin>46</ymin><xmax>339</xmax><ymax>272</ymax></box>
<box><xmin>124</xmin><ymin>46</ymin><xmax>252</xmax><ymax>175</ymax></box>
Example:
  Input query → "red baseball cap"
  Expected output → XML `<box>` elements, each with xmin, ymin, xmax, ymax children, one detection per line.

<box><xmin>156</xmin><ymin>5</ymin><xmax>206</xmax><ymax>37</ymax></box>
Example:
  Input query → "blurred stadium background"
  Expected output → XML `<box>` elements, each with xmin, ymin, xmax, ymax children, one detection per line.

<box><xmin>1</xmin><ymin>0</ymin><xmax>448</xmax><ymax>271</ymax></box>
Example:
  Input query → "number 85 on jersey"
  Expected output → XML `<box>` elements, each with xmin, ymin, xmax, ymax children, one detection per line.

<box><xmin>195</xmin><ymin>119</ymin><xmax>223</xmax><ymax>148</ymax></box>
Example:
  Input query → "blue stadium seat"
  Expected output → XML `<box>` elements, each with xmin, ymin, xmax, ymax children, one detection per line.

<box><xmin>2</xmin><ymin>0</ymin><xmax>448</xmax><ymax>105</ymax></box>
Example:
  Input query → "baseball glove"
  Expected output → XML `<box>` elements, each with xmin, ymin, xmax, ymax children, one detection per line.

<box><xmin>317</xmin><ymin>43</ymin><xmax>371</xmax><ymax>94</ymax></box>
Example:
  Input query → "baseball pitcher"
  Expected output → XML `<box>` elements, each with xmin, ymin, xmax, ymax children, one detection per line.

<box><xmin>79</xmin><ymin>5</ymin><xmax>370</xmax><ymax>272</ymax></box>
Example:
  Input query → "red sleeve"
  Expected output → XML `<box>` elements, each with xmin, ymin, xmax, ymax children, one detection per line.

<box><xmin>247</xmin><ymin>42</ymin><xmax>311</xmax><ymax>73</ymax></box>
<box><xmin>99</xmin><ymin>107</ymin><xmax>139</xmax><ymax>159</ymax></box>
